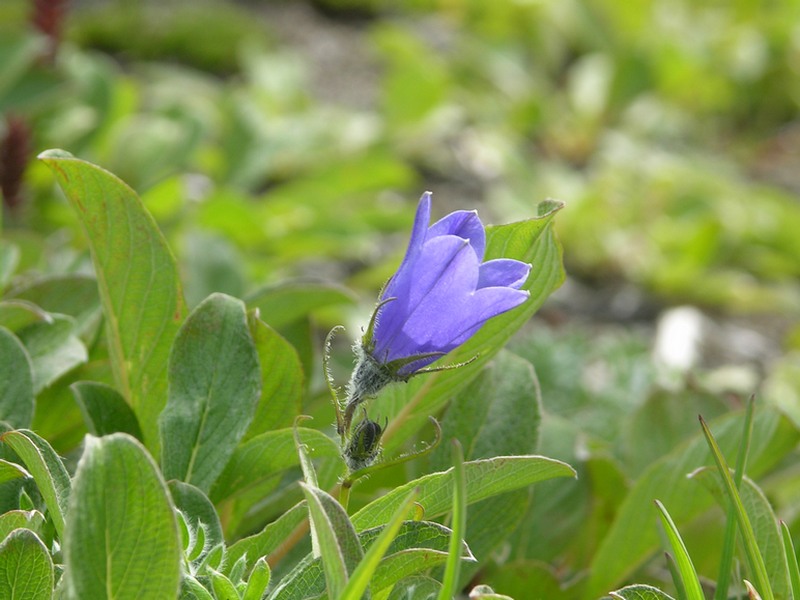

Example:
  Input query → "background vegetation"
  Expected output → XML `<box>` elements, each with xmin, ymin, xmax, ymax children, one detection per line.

<box><xmin>1</xmin><ymin>0</ymin><xmax>799</xmax><ymax>598</ymax></box>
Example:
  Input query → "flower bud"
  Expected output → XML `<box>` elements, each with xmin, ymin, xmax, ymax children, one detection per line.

<box><xmin>343</xmin><ymin>416</ymin><xmax>384</xmax><ymax>472</ymax></box>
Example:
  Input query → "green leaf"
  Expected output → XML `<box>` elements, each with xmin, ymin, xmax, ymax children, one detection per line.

<box><xmin>780</xmin><ymin>521</ymin><xmax>800</xmax><ymax>600</ymax></box>
<box><xmin>586</xmin><ymin>407</ymin><xmax>798</xmax><ymax>597</ymax></box>
<box><xmin>341</xmin><ymin>490</ymin><xmax>418</xmax><ymax>600</ymax></box>
<box><xmin>0</xmin><ymin>509</ymin><xmax>45</xmax><ymax>541</ymax></box>
<box><xmin>610</xmin><ymin>585</ymin><xmax>677</xmax><ymax>600</ymax></box>
<box><xmin>466</xmin><ymin>585</ymin><xmax>514</xmax><ymax>600</ymax></box>
<box><xmin>64</xmin><ymin>433</ymin><xmax>181</xmax><ymax>599</ymax></box>
<box><xmin>160</xmin><ymin>293</ymin><xmax>261</xmax><ymax>493</ymax></box>
<box><xmin>243</xmin><ymin>557</ymin><xmax>271</xmax><ymax>600</ymax></box>
<box><xmin>374</xmin><ymin>202</ymin><xmax>564</xmax><ymax>453</ymax></box>
<box><xmin>1</xmin><ymin>429</ymin><xmax>70</xmax><ymax>539</ymax></box>
<box><xmin>654</xmin><ymin>500</ymin><xmax>704</xmax><ymax>600</ymax></box>
<box><xmin>438</xmin><ymin>441</ymin><xmax>466</xmax><ymax>600</ymax></box>
<box><xmin>0</xmin><ymin>300</ymin><xmax>53</xmax><ymax>333</ymax></box>
<box><xmin>690</xmin><ymin>468</ymin><xmax>789</xmax><ymax>600</ymax></box>
<box><xmin>699</xmin><ymin>417</ymin><xmax>774</xmax><ymax>600</ymax></box>
<box><xmin>211</xmin><ymin>427</ymin><xmax>339</xmax><ymax>504</ymax></box>
<box><xmin>432</xmin><ymin>351</ymin><xmax>541</xmax><ymax>586</ymax></box>
<box><xmin>15</xmin><ymin>314</ymin><xmax>87</xmax><ymax>394</ymax></box>
<box><xmin>385</xmin><ymin>576</ymin><xmax>441</xmax><ymax>600</ymax></box>
<box><xmin>0</xmin><ymin>528</ymin><xmax>53</xmax><ymax>600</ymax></box>
<box><xmin>243</xmin><ymin>315</ymin><xmax>304</xmax><ymax>438</ymax></box>
<box><xmin>6</xmin><ymin>274</ymin><xmax>101</xmax><ymax>339</ymax></box>
<box><xmin>39</xmin><ymin>150</ymin><xmax>187</xmax><ymax>453</ymax></box>
<box><xmin>269</xmin><ymin>520</ymin><xmax>467</xmax><ymax>599</ymax></box>
<box><xmin>0</xmin><ymin>459</ymin><xmax>29</xmax><ymax>485</ymax></box>
<box><xmin>247</xmin><ymin>282</ymin><xmax>356</xmax><ymax>330</ymax></box>
<box><xmin>226</xmin><ymin>501</ymin><xmax>308</xmax><ymax>577</ymax></box>
<box><xmin>0</xmin><ymin>243</ymin><xmax>20</xmax><ymax>289</ymax></box>
<box><xmin>300</xmin><ymin>483</ymin><xmax>364</xmax><ymax>600</ymax></box>
<box><xmin>168</xmin><ymin>481</ymin><xmax>223</xmax><ymax>566</ymax></box>
<box><xmin>209</xmin><ymin>568</ymin><xmax>241</xmax><ymax>600</ymax></box>
<box><xmin>352</xmin><ymin>455</ymin><xmax>575</xmax><ymax>531</ymax></box>
<box><xmin>181</xmin><ymin>575</ymin><xmax>215</xmax><ymax>600</ymax></box>
<box><xmin>0</xmin><ymin>327</ymin><xmax>34</xmax><ymax>428</ymax></box>
<box><xmin>432</xmin><ymin>351</ymin><xmax>542</xmax><ymax>469</ymax></box>
<box><xmin>71</xmin><ymin>381</ymin><xmax>143</xmax><ymax>439</ymax></box>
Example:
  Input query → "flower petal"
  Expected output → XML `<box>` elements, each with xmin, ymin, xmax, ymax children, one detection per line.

<box><xmin>373</xmin><ymin>235</ymin><xmax>479</xmax><ymax>362</ymax></box>
<box><xmin>379</xmin><ymin>192</ymin><xmax>432</xmax><ymax>303</ymax></box>
<box><xmin>477</xmin><ymin>259</ymin><xmax>531</xmax><ymax>290</ymax></box>
<box><xmin>391</xmin><ymin>285</ymin><xmax>529</xmax><ymax>375</ymax></box>
<box><xmin>428</xmin><ymin>209</ymin><xmax>485</xmax><ymax>261</ymax></box>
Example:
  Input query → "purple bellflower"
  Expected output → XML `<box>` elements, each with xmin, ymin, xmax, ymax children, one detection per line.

<box><xmin>341</xmin><ymin>191</ymin><xmax>531</xmax><ymax>433</ymax></box>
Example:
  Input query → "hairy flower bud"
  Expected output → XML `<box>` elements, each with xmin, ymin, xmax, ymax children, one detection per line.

<box><xmin>343</xmin><ymin>416</ymin><xmax>384</xmax><ymax>472</ymax></box>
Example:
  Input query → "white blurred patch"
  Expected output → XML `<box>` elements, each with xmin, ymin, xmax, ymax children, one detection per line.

<box><xmin>653</xmin><ymin>306</ymin><xmax>705</xmax><ymax>371</ymax></box>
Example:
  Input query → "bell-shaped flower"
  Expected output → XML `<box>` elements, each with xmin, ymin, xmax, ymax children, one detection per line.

<box><xmin>342</xmin><ymin>191</ymin><xmax>531</xmax><ymax>432</ymax></box>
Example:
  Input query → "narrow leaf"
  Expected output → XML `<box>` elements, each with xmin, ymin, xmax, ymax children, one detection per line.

<box><xmin>300</xmin><ymin>483</ymin><xmax>364</xmax><ymax>600</ymax></box>
<box><xmin>160</xmin><ymin>293</ymin><xmax>261</xmax><ymax>492</ymax></box>
<box><xmin>699</xmin><ymin>416</ymin><xmax>774</xmax><ymax>600</ymax></box>
<box><xmin>351</xmin><ymin>455</ymin><xmax>575</xmax><ymax>531</ymax></box>
<box><xmin>654</xmin><ymin>501</ymin><xmax>704</xmax><ymax>600</ymax></box>
<box><xmin>64</xmin><ymin>433</ymin><xmax>181</xmax><ymax>599</ymax></box>
<box><xmin>780</xmin><ymin>521</ymin><xmax>800</xmax><ymax>600</ymax></box>
<box><xmin>209</xmin><ymin>568</ymin><xmax>241</xmax><ymax>600</ymax></box>
<box><xmin>0</xmin><ymin>528</ymin><xmax>53</xmax><ymax>600</ymax></box>
<box><xmin>40</xmin><ymin>149</ymin><xmax>186</xmax><ymax>453</ymax></box>
<box><xmin>243</xmin><ymin>557</ymin><xmax>271</xmax><ymax>600</ymax></box>
<box><xmin>690</xmin><ymin>468</ymin><xmax>789</xmax><ymax>599</ymax></box>
<box><xmin>341</xmin><ymin>490</ymin><xmax>418</xmax><ymax>600</ymax></box>
<box><xmin>438</xmin><ymin>441</ymin><xmax>466</xmax><ymax>600</ymax></box>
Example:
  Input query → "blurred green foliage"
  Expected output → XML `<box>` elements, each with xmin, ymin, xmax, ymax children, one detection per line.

<box><xmin>2</xmin><ymin>0</ymin><xmax>800</xmax><ymax>597</ymax></box>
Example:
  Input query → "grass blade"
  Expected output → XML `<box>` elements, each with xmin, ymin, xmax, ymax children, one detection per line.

<box><xmin>699</xmin><ymin>415</ymin><xmax>774</xmax><ymax>600</ymax></box>
<box><xmin>654</xmin><ymin>500</ymin><xmax>704</xmax><ymax>600</ymax></box>
<box><xmin>714</xmin><ymin>396</ymin><xmax>755</xmax><ymax>600</ymax></box>
<box><xmin>438</xmin><ymin>439</ymin><xmax>467</xmax><ymax>600</ymax></box>
<box><xmin>340</xmin><ymin>490</ymin><xmax>418</xmax><ymax>600</ymax></box>
<box><xmin>780</xmin><ymin>521</ymin><xmax>800</xmax><ymax>600</ymax></box>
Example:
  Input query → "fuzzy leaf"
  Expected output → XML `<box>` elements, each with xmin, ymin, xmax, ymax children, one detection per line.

<box><xmin>352</xmin><ymin>455</ymin><xmax>575</xmax><ymax>531</ymax></box>
<box><xmin>71</xmin><ymin>381</ymin><xmax>143</xmax><ymax>440</ymax></box>
<box><xmin>0</xmin><ymin>528</ymin><xmax>53</xmax><ymax>600</ymax></box>
<box><xmin>160</xmin><ymin>293</ymin><xmax>261</xmax><ymax>493</ymax></box>
<box><xmin>1</xmin><ymin>429</ymin><xmax>70</xmax><ymax>539</ymax></box>
<box><xmin>243</xmin><ymin>315</ymin><xmax>304</xmax><ymax>438</ymax></box>
<box><xmin>0</xmin><ymin>327</ymin><xmax>34</xmax><ymax>429</ymax></box>
<box><xmin>211</xmin><ymin>427</ymin><xmax>339</xmax><ymax>504</ymax></box>
<box><xmin>64</xmin><ymin>433</ymin><xmax>181</xmax><ymax>599</ymax></box>
<box><xmin>40</xmin><ymin>150</ymin><xmax>186</xmax><ymax>453</ymax></box>
<box><xmin>300</xmin><ymin>483</ymin><xmax>364</xmax><ymax>599</ymax></box>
